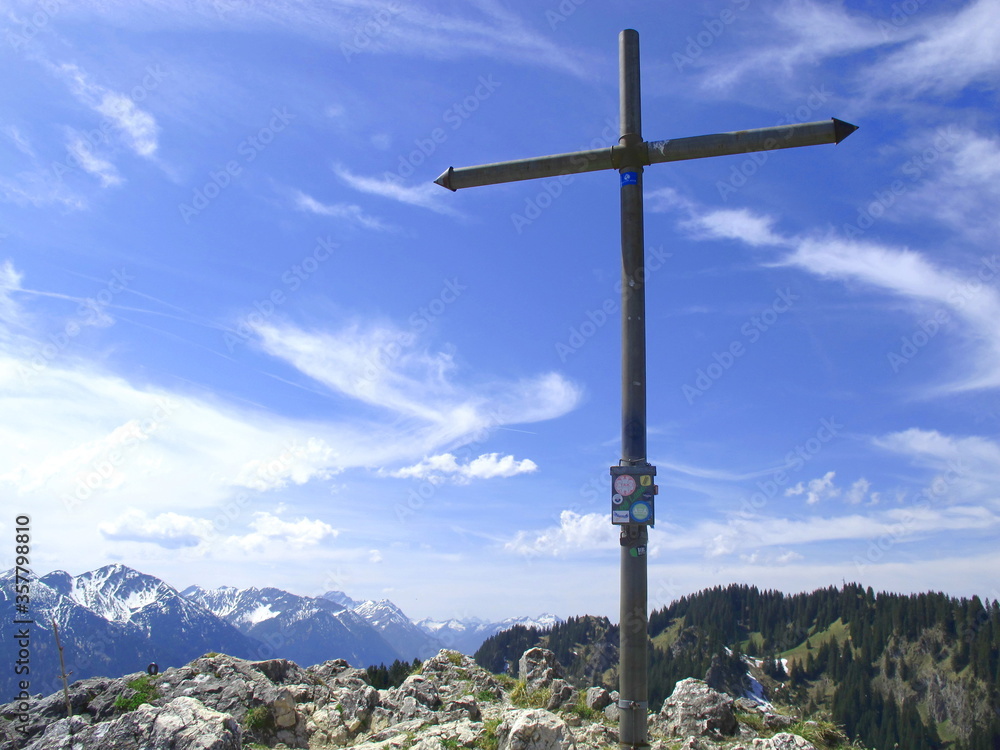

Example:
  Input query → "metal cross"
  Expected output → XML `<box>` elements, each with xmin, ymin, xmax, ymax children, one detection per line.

<box><xmin>435</xmin><ymin>29</ymin><xmax>856</xmax><ymax>750</ymax></box>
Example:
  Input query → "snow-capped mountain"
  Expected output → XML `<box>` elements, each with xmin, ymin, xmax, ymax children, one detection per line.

<box><xmin>1</xmin><ymin>562</ymin><xmax>562</xmax><ymax>702</ymax></box>
<box><xmin>416</xmin><ymin>613</ymin><xmax>563</xmax><ymax>655</ymax></box>
<box><xmin>322</xmin><ymin>590</ymin><xmax>361</xmax><ymax>609</ymax></box>
<box><xmin>182</xmin><ymin>585</ymin><xmax>404</xmax><ymax>667</ymax></box>
<box><xmin>352</xmin><ymin>599</ymin><xmax>443</xmax><ymax>660</ymax></box>
<box><xmin>0</xmin><ymin>565</ymin><xmax>258</xmax><ymax>702</ymax></box>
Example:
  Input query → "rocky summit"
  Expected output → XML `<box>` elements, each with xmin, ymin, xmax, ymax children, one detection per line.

<box><xmin>0</xmin><ymin>648</ymin><xmax>839</xmax><ymax>750</ymax></box>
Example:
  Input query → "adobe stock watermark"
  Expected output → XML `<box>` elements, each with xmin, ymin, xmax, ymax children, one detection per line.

<box><xmin>351</xmin><ymin>277</ymin><xmax>467</xmax><ymax>390</ymax></box>
<box><xmin>852</xmin><ymin>458</ymin><xmax>966</xmax><ymax>574</ymax></box>
<box><xmin>875</xmin><ymin>0</ymin><xmax>930</xmax><ymax>40</ymax></box>
<box><xmin>510</xmin><ymin>117</ymin><xmax>618</xmax><ymax>234</ymax></box>
<box><xmin>178</xmin><ymin>106</ymin><xmax>295</xmax><ymax>223</ymax></box>
<box><xmin>48</xmin><ymin>65</ymin><xmax>168</xmax><ymax>183</ymax></box>
<box><xmin>210</xmin><ymin>0</ymin><xmax>256</xmax><ymax>19</ymax></box>
<box><xmin>841</xmin><ymin>126</ymin><xmax>958</xmax><ymax>239</ymax></box>
<box><xmin>545</xmin><ymin>0</ymin><xmax>587</xmax><ymax>30</ymax></box>
<box><xmin>672</xmin><ymin>0</ymin><xmax>751</xmax><ymax>71</ymax></box>
<box><xmin>715</xmin><ymin>85</ymin><xmax>832</xmax><ymax>201</ymax></box>
<box><xmin>555</xmin><ymin>245</ymin><xmax>672</xmax><ymax>362</ymax></box>
<box><xmin>6</xmin><ymin>0</ymin><xmax>67</xmax><ymax>51</ymax></box>
<box><xmin>19</xmin><ymin>268</ymin><xmax>134</xmax><ymax>382</ymax></box>
<box><xmin>388</xmin><ymin>75</ymin><xmax>501</xmax><ymax>183</ymax></box>
<box><xmin>393</xmin><ymin>409</ymin><xmax>503</xmax><ymax>524</ymax></box>
<box><xmin>62</xmin><ymin>397</ymin><xmax>180</xmax><ymax>510</ymax></box>
<box><xmin>341</xmin><ymin>3</ymin><xmax>404</xmax><ymax>62</ymax></box>
<box><xmin>682</xmin><ymin>288</ymin><xmax>798</xmax><ymax>404</ymax></box>
<box><xmin>224</xmin><ymin>236</ymin><xmax>337</xmax><ymax>353</ymax></box>
<box><xmin>735</xmin><ymin>417</ymin><xmax>845</xmax><ymax>518</ymax></box>
<box><xmin>886</xmin><ymin>254</ymin><xmax>1000</xmax><ymax>373</ymax></box>
<box><xmin>713</xmin><ymin>417</ymin><xmax>843</xmax><ymax>559</ymax></box>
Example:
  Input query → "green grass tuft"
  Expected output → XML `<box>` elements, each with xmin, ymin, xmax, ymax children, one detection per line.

<box><xmin>113</xmin><ymin>675</ymin><xmax>159</xmax><ymax>712</ymax></box>
<box><xmin>476</xmin><ymin>718</ymin><xmax>501</xmax><ymax>750</ymax></box>
<box><xmin>243</xmin><ymin>705</ymin><xmax>273</xmax><ymax>732</ymax></box>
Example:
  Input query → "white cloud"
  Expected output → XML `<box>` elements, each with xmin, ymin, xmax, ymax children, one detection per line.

<box><xmin>0</xmin><ymin>261</ymin><xmax>25</xmax><ymax>331</ymax></box>
<box><xmin>333</xmin><ymin>164</ymin><xmax>460</xmax><ymax>216</ymax></box>
<box><xmin>390</xmin><ymin>452</ymin><xmax>538</xmax><ymax>484</ymax></box>
<box><xmin>680</xmin><ymin>208</ymin><xmax>790</xmax><ymax>248</ymax></box>
<box><xmin>99</xmin><ymin>508</ymin><xmax>338</xmax><ymax>552</ymax></box>
<box><xmin>230</xmin><ymin>511</ymin><xmax>338</xmax><ymax>552</ymax></box>
<box><xmin>233</xmin><ymin>437</ymin><xmax>342</xmax><ymax>491</ymax></box>
<box><xmin>697</xmin><ymin>504</ymin><xmax>999</xmax><ymax>559</ymax></box>
<box><xmin>57</xmin><ymin>63</ymin><xmax>160</xmax><ymax>158</ymax></box>
<box><xmin>903</xmin><ymin>131</ymin><xmax>1000</xmax><ymax>241</ymax></box>
<box><xmin>99</xmin><ymin>509</ymin><xmax>212</xmax><ymax>548</ymax></box>
<box><xmin>785</xmin><ymin>471</ymin><xmax>840</xmax><ymax>505</ymax></box>
<box><xmin>660</xmin><ymin>189</ymin><xmax>1000</xmax><ymax>394</ymax></box>
<box><xmin>845</xmin><ymin>478</ymin><xmax>871</xmax><ymax>505</ymax></box>
<box><xmin>695</xmin><ymin>1</ymin><xmax>895</xmax><ymax>91</ymax></box>
<box><xmin>66</xmin><ymin>133</ymin><xmax>122</xmax><ymax>187</ymax></box>
<box><xmin>505</xmin><ymin>511</ymin><xmax>618</xmax><ymax>558</ymax></box>
<box><xmin>862</xmin><ymin>0</ymin><xmax>1000</xmax><ymax>98</ymax></box>
<box><xmin>252</xmin><ymin>320</ymin><xmax>582</xmax><ymax>437</ymax></box>
<box><xmin>4</xmin><ymin>125</ymin><xmax>34</xmax><ymax>157</ymax></box>
<box><xmin>292</xmin><ymin>190</ymin><xmax>393</xmax><ymax>231</ymax></box>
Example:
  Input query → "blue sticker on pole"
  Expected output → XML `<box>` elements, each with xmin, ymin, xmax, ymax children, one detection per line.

<box><xmin>621</xmin><ymin>171</ymin><xmax>638</xmax><ymax>187</ymax></box>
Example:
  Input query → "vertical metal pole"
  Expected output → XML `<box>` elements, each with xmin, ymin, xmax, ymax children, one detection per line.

<box><xmin>618</xmin><ymin>28</ymin><xmax>649</xmax><ymax>750</ymax></box>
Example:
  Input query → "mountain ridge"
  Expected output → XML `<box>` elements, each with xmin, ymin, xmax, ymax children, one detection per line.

<box><xmin>0</xmin><ymin>564</ymin><xmax>558</xmax><ymax>703</ymax></box>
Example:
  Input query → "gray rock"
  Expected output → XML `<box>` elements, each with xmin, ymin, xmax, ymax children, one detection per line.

<box><xmin>518</xmin><ymin>648</ymin><xmax>563</xmax><ymax>691</ymax></box>
<box><xmin>584</xmin><ymin>687</ymin><xmax>612</xmax><ymax>711</ymax></box>
<box><xmin>497</xmin><ymin>708</ymin><xmax>576</xmax><ymax>750</ymax></box>
<box><xmin>746</xmin><ymin>733</ymin><xmax>816</xmax><ymax>750</ymax></box>
<box><xmin>24</xmin><ymin>696</ymin><xmax>240</xmax><ymax>750</ymax></box>
<box><xmin>442</xmin><ymin>696</ymin><xmax>482</xmax><ymax>722</ymax></box>
<box><xmin>575</xmin><ymin>720</ymin><xmax>617</xmax><ymax>749</ymax></box>
<box><xmin>408</xmin><ymin>718</ymin><xmax>482</xmax><ymax>750</ymax></box>
<box><xmin>545</xmin><ymin>679</ymin><xmax>575</xmax><ymax>711</ymax></box>
<box><xmin>420</xmin><ymin>650</ymin><xmax>506</xmax><ymax>703</ymax></box>
<box><xmin>655</xmin><ymin>678</ymin><xmax>738</xmax><ymax>739</ymax></box>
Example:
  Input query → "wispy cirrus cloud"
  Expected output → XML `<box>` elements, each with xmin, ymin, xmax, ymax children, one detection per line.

<box><xmin>252</xmin><ymin>320</ymin><xmax>582</xmax><ymax>434</ymax></box>
<box><xmin>861</xmin><ymin>0</ymin><xmax>1000</xmax><ymax>98</ymax></box>
<box><xmin>656</xmin><ymin>189</ymin><xmax>1000</xmax><ymax>394</ymax></box>
<box><xmin>25</xmin><ymin>0</ymin><xmax>591</xmax><ymax>77</ymax></box>
<box><xmin>292</xmin><ymin>189</ymin><xmax>394</xmax><ymax>231</ymax></box>
<box><xmin>66</xmin><ymin>132</ymin><xmax>122</xmax><ymax>187</ymax></box>
<box><xmin>333</xmin><ymin>164</ymin><xmax>461</xmax><ymax>217</ymax></box>
<box><xmin>56</xmin><ymin>62</ymin><xmax>160</xmax><ymax>158</ymax></box>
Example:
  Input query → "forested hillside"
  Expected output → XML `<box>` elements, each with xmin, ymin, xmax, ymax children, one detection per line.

<box><xmin>475</xmin><ymin>584</ymin><xmax>1000</xmax><ymax>750</ymax></box>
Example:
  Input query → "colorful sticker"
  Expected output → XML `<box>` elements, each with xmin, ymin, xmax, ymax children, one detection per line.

<box><xmin>630</xmin><ymin>501</ymin><xmax>652</xmax><ymax>523</ymax></box>
<box><xmin>621</xmin><ymin>171</ymin><xmax>638</xmax><ymax>187</ymax></box>
<box><xmin>629</xmin><ymin>545</ymin><xmax>647</xmax><ymax>558</ymax></box>
<box><xmin>612</xmin><ymin>493</ymin><xmax>624</xmax><ymax>506</ymax></box>
<box><xmin>640</xmin><ymin>474</ymin><xmax>652</xmax><ymax>486</ymax></box>
<box><xmin>612</xmin><ymin>510</ymin><xmax>631</xmax><ymax>524</ymax></box>
<box><xmin>613</xmin><ymin>474</ymin><xmax>637</xmax><ymax>497</ymax></box>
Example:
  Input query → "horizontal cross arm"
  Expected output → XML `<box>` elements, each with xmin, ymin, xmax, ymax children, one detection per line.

<box><xmin>434</xmin><ymin>146</ymin><xmax>615</xmax><ymax>191</ymax></box>
<box><xmin>434</xmin><ymin>118</ymin><xmax>857</xmax><ymax>192</ymax></box>
<box><xmin>646</xmin><ymin>118</ymin><xmax>857</xmax><ymax>165</ymax></box>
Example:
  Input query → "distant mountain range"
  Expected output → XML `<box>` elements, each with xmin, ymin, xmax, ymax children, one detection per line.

<box><xmin>0</xmin><ymin>564</ymin><xmax>559</xmax><ymax>701</ymax></box>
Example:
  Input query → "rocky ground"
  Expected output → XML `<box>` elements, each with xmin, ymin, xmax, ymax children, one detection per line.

<box><xmin>0</xmin><ymin>647</ymin><xmax>850</xmax><ymax>750</ymax></box>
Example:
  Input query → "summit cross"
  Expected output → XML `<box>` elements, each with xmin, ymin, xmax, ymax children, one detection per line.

<box><xmin>434</xmin><ymin>29</ymin><xmax>857</xmax><ymax>750</ymax></box>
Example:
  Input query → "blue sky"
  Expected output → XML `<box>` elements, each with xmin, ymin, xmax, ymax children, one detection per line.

<box><xmin>2</xmin><ymin>0</ymin><xmax>999</xmax><ymax>622</ymax></box>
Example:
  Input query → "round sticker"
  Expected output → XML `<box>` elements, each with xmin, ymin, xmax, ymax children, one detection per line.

<box><xmin>612</xmin><ymin>493</ymin><xmax>624</xmax><ymax>505</ymax></box>
<box><xmin>613</xmin><ymin>475</ymin><xmax>637</xmax><ymax>497</ymax></box>
<box><xmin>631</xmin><ymin>501</ymin><xmax>651</xmax><ymax>522</ymax></box>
